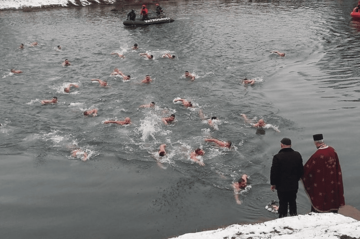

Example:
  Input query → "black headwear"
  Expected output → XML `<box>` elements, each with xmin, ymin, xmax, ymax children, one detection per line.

<box><xmin>281</xmin><ymin>138</ymin><xmax>291</xmax><ymax>146</ymax></box>
<box><xmin>313</xmin><ymin>134</ymin><xmax>323</xmax><ymax>141</ymax></box>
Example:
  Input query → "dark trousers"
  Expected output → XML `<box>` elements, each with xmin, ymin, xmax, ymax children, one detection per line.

<box><xmin>277</xmin><ymin>190</ymin><xmax>297</xmax><ymax>218</ymax></box>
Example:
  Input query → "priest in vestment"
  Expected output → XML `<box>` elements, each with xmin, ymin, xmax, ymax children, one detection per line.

<box><xmin>302</xmin><ymin>134</ymin><xmax>345</xmax><ymax>213</ymax></box>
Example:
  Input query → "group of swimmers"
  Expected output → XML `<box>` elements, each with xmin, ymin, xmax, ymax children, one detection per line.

<box><xmin>14</xmin><ymin>33</ymin><xmax>285</xmax><ymax>204</ymax></box>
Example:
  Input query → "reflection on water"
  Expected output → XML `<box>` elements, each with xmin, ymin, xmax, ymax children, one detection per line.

<box><xmin>0</xmin><ymin>0</ymin><xmax>360</xmax><ymax>238</ymax></box>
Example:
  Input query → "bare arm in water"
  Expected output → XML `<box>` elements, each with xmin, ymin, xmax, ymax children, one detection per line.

<box><xmin>91</xmin><ymin>79</ymin><xmax>107</xmax><ymax>87</ymax></box>
<box><xmin>271</xmin><ymin>51</ymin><xmax>285</xmax><ymax>57</ymax></box>
<box><xmin>111</xmin><ymin>52</ymin><xmax>125</xmax><ymax>58</ymax></box>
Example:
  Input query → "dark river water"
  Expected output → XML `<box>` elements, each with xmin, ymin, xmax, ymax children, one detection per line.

<box><xmin>1</xmin><ymin>0</ymin><xmax>360</xmax><ymax>238</ymax></box>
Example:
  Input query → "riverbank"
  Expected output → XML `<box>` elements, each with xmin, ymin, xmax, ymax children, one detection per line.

<box><xmin>170</xmin><ymin>206</ymin><xmax>360</xmax><ymax>239</ymax></box>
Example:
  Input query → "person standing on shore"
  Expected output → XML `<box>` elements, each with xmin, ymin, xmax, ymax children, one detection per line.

<box><xmin>302</xmin><ymin>134</ymin><xmax>345</xmax><ymax>213</ymax></box>
<box><xmin>270</xmin><ymin>138</ymin><xmax>303</xmax><ymax>218</ymax></box>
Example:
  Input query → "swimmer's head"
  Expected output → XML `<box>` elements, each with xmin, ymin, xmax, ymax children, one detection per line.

<box><xmin>185</xmin><ymin>71</ymin><xmax>189</xmax><ymax>76</ymax></box>
<box><xmin>125</xmin><ymin>117</ymin><xmax>131</xmax><ymax>123</ymax></box>
<box><xmin>134</xmin><ymin>43</ymin><xmax>138</xmax><ymax>47</ymax></box>
<box><xmin>159</xmin><ymin>151</ymin><xmax>165</xmax><ymax>156</ymax></box>
<box><xmin>64</xmin><ymin>88</ymin><xmax>70</xmax><ymax>93</ymax></box>
<box><xmin>83</xmin><ymin>111</ymin><xmax>89</xmax><ymax>116</ymax></box>
<box><xmin>172</xmin><ymin>55</ymin><xmax>176</xmax><ymax>58</ymax></box>
<box><xmin>195</xmin><ymin>148</ymin><xmax>204</xmax><ymax>155</ymax></box>
<box><xmin>188</xmin><ymin>102</ymin><xmax>193</xmax><ymax>107</ymax></box>
<box><xmin>127</xmin><ymin>75</ymin><xmax>131</xmax><ymax>78</ymax></box>
<box><xmin>170</xmin><ymin>114</ymin><xmax>175</xmax><ymax>118</ymax></box>
<box><xmin>226</xmin><ymin>141</ymin><xmax>232</xmax><ymax>148</ymax></box>
<box><xmin>151</xmin><ymin>102</ymin><xmax>155</xmax><ymax>106</ymax></box>
<box><xmin>258</xmin><ymin>119</ymin><xmax>265</xmax><ymax>127</ymax></box>
<box><xmin>211</xmin><ymin>116</ymin><xmax>217</xmax><ymax>120</ymax></box>
<box><xmin>150</xmin><ymin>55</ymin><xmax>153</xmax><ymax>59</ymax></box>
<box><xmin>238</xmin><ymin>178</ymin><xmax>247</xmax><ymax>189</ymax></box>
<box><xmin>57</xmin><ymin>45</ymin><xmax>61</xmax><ymax>49</ymax></box>
<box><xmin>53</xmin><ymin>97</ymin><xmax>58</xmax><ymax>100</ymax></box>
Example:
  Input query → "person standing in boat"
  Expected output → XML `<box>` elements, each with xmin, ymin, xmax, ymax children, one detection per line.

<box><xmin>155</xmin><ymin>3</ymin><xmax>163</xmax><ymax>17</ymax></box>
<box><xmin>140</xmin><ymin>5</ymin><xmax>149</xmax><ymax>20</ymax></box>
<box><xmin>127</xmin><ymin>9</ymin><xmax>136</xmax><ymax>20</ymax></box>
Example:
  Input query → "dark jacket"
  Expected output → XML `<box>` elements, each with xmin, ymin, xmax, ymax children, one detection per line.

<box><xmin>127</xmin><ymin>10</ymin><xmax>136</xmax><ymax>20</ymax></box>
<box><xmin>270</xmin><ymin>148</ymin><xmax>303</xmax><ymax>192</ymax></box>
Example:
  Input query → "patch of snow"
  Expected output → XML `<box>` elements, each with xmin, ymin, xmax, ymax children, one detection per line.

<box><xmin>171</xmin><ymin>213</ymin><xmax>360</xmax><ymax>239</ymax></box>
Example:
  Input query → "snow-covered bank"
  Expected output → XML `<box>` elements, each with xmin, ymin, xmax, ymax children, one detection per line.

<box><xmin>170</xmin><ymin>213</ymin><xmax>360</xmax><ymax>239</ymax></box>
<box><xmin>0</xmin><ymin>0</ymin><xmax>115</xmax><ymax>10</ymax></box>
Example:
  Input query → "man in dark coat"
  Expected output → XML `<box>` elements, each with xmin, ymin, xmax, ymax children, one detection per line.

<box><xmin>270</xmin><ymin>138</ymin><xmax>304</xmax><ymax>218</ymax></box>
<box><xmin>127</xmin><ymin>10</ymin><xmax>136</xmax><ymax>21</ymax></box>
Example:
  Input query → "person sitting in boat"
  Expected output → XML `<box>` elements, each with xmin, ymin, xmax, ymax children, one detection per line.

<box><xmin>155</xmin><ymin>3</ymin><xmax>163</xmax><ymax>17</ymax></box>
<box><xmin>140</xmin><ymin>5</ymin><xmax>149</xmax><ymax>20</ymax></box>
<box><xmin>127</xmin><ymin>9</ymin><xmax>136</xmax><ymax>20</ymax></box>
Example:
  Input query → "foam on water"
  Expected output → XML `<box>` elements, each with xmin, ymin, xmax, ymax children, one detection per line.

<box><xmin>2</xmin><ymin>72</ymin><xmax>13</xmax><ymax>78</ymax></box>
<box><xmin>26</xmin><ymin>99</ymin><xmax>41</xmax><ymax>105</ymax></box>
<box><xmin>137</xmin><ymin>112</ymin><xmax>163</xmax><ymax>142</ymax></box>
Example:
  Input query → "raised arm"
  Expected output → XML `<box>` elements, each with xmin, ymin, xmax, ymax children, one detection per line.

<box><xmin>174</xmin><ymin>99</ymin><xmax>185</xmax><ymax>103</ymax></box>
<box><xmin>241</xmin><ymin>114</ymin><xmax>252</xmax><ymax>124</ymax></box>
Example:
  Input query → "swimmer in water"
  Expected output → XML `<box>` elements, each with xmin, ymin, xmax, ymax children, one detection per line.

<box><xmin>91</xmin><ymin>79</ymin><xmax>108</xmax><ymax>87</ymax></box>
<box><xmin>111</xmin><ymin>68</ymin><xmax>130</xmax><ymax>80</ymax></box>
<box><xmin>199</xmin><ymin>109</ymin><xmax>217</xmax><ymax>129</ymax></box>
<box><xmin>57</xmin><ymin>45</ymin><xmax>61</xmax><ymax>50</ymax></box>
<box><xmin>104</xmin><ymin>117</ymin><xmax>131</xmax><ymax>125</ymax></box>
<box><xmin>158</xmin><ymin>144</ymin><xmax>166</xmax><ymax>156</ymax></box>
<box><xmin>241</xmin><ymin>114</ymin><xmax>280</xmax><ymax>132</ymax></box>
<box><xmin>11</xmin><ymin>69</ymin><xmax>22</xmax><ymax>74</ymax></box>
<box><xmin>30</xmin><ymin>42</ymin><xmax>38</xmax><ymax>47</ymax></box>
<box><xmin>62</xmin><ymin>59</ymin><xmax>71</xmax><ymax>66</ymax></box>
<box><xmin>141</xmin><ymin>75</ymin><xmax>153</xmax><ymax>84</ymax></box>
<box><xmin>232</xmin><ymin>174</ymin><xmax>248</xmax><ymax>204</ymax></box>
<box><xmin>41</xmin><ymin>96</ymin><xmax>58</xmax><ymax>105</ymax></box>
<box><xmin>64</xmin><ymin>83</ymin><xmax>79</xmax><ymax>93</ymax></box>
<box><xmin>83</xmin><ymin>109</ymin><xmax>98</xmax><ymax>117</ymax></box>
<box><xmin>162</xmin><ymin>114</ymin><xmax>175</xmax><ymax>125</ymax></box>
<box><xmin>162</xmin><ymin>53</ymin><xmax>175</xmax><ymax>59</ymax></box>
<box><xmin>242</xmin><ymin>78</ymin><xmax>255</xmax><ymax>85</ymax></box>
<box><xmin>111</xmin><ymin>52</ymin><xmax>125</xmax><ymax>58</ymax></box>
<box><xmin>19</xmin><ymin>43</ymin><xmax>24</xmax><ymax>49</ymax></box>
<box><xmin>185</xmin><ymin>71</ymin><xmax>195</xmax><ymax>81</ymax></box>
<box><xmin>190</xmin><ymin>148</ymin><xmax>205</xmax><ymax>166</ymax></box>
<box><xmin>71</xmin><ymin>149</ymin><xmax>88</xmax><ymax>162</ymax></box>
<box><xmin>140</xmin><ymin>53</ymin><xmax>153</xmax><ymax>59</ymax></box>
<box><xmin>139</xmin><ymin>102</ymin><xmax>155</xmax><ymax>108</ymax></box>
<box><xmin>271</xmin><ymin>51</ymin><xmax>285</xmax><ymax>57</ymax></box>
<box><xmin>205</xmin><ymin>138</ymin><xmax>232</xmax><ymax>149</ymax></box>
<box><xmin>174</xmin><ymin>98</ymin><xmax>193</xmax><ymax>108</ymax></box>
<box><xmin>132</xmin><ymin>43</ymin><xmax>138</xmax><ymax>50</ymax></box>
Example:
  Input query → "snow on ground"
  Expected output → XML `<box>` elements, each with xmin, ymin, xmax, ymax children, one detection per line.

<box><xmin>0</xmin><ymin>0</ymin><xmax>116</xmax><ymax>10</ymax></box>
<box><xmin>170</xmin><ymin>213</ymin><xmax>360</xmax><ymax>239</ymax></box>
